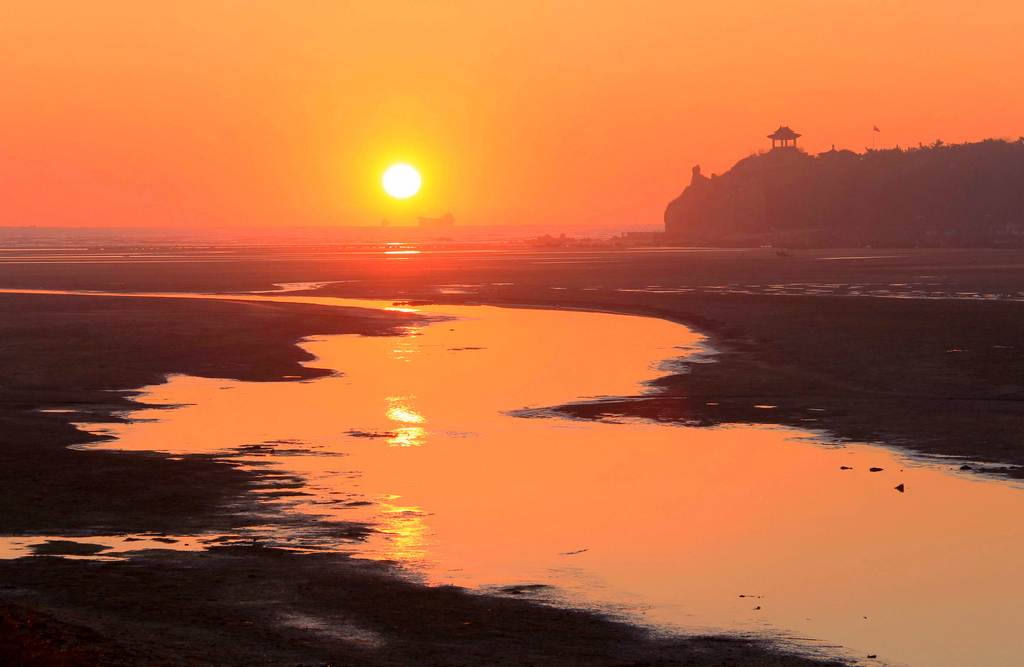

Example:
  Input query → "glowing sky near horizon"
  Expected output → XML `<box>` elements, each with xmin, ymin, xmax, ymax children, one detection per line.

<box><xmin>2</xmin><ymin>1</ymin><xmax>1022</xmax><ymax>228</ymax></box>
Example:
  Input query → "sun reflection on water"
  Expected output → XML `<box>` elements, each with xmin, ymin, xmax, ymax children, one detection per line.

<box><xmin>386</xmin><ymin>397</ymin><xmax>425</xmax><ymax>424</ymax></box>
<box><xmin>377</xmin><ymin>500</ymin><xmax>429</xmax><ymax>563</ymax></box>
<box><xmin>385</xmin><ymin>396</ymin><xmax>426</xmax><ymax>446</ymax></box>
<box><xmin>388</xmin><ymin>328</ymin><xmax>423</xmax><ymax>360</ymax></box>
<box><xmin>388</xmin><ymin>426</ymin><xmax>425</xmax><ymax>448</ymax></box>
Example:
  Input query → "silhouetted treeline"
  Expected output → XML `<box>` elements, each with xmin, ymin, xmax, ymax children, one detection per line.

<box><xmin>664</xmin><ymin>139</ymin><xmax>1024</xmax><ymax>247</ymax></box>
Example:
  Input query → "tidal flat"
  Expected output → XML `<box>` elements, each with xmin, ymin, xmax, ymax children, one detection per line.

<box><xmin>0</xmin><ymin>291</ymin><xmax>834</xmax><ymax>666</ymax></box>
<box><xmin>2</xmin><ymin>247</ymin><xmax>1024</xmax><ymax>665</ymax></box>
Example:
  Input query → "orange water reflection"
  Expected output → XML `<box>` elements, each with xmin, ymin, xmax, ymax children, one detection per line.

<box><xmin>384</xmin><ymin>396</ymin><xmax>426</xmax><ymax>447</ymax></box>
<box><xmin>386</xmin><ymin>397</ymin><xmax>425</xmax><ymax>424</ymax></box>
<box><xmin>51</xmin><ymin>294</ymin><xmax>1024</xmax><ymax>667</ymax></box>
<box><xmin>378</xmin><ymin>501</ymin><xmax>429</xmax><ymax>563</ymax></box>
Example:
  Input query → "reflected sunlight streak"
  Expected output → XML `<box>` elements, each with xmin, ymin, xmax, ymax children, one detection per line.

<box><xmin>386</xmin><ymin>398</ymin><xmax>425</xmax><ymax>424</ymax></box>
<box><xmin>388</xmin><ymin>426</ymin><xmax>425</xmax><ymax>448</ymax></box>
<box><xmin>379</xmin><ymin>503</ymin><xmax>429</xmax><ymax>563</ymax></box>
<box><xmin>385</xmin><ymin>396</ymin><xmax>427</xmax><ymax>447</ymax></box>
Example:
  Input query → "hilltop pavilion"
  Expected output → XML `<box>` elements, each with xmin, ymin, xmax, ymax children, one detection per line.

<box><xmin>768</xmin><ymin>125</ymin><xmax>801</xmax><ymax>150</ymax></box>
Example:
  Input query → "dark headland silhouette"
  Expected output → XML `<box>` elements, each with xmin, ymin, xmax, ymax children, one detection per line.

<box><xmin>665</xmin><ymin>127</ymin><xmax>1024</xmax><ymax>247</ymax></box>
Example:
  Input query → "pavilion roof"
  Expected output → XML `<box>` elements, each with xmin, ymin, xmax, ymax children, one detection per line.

<box><xmin>768</xmin><ymin>126</ymin><xmax>801</xmax><ymax>140</ymax></box>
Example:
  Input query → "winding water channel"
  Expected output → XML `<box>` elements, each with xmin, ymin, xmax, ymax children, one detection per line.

<box><xmin>4</xmin><ymin>290</ymin><xmax>1023</xmax><ymax>666</ymax></box>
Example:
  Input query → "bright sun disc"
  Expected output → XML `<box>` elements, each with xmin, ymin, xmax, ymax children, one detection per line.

<box><xmin>382</xmin><ymin>163</ymin><xmax>422</xmax><ymax>199</ymax></box>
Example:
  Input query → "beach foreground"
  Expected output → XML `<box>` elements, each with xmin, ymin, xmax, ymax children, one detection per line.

<box><xmin>2</xmin><ymin>247</ymin><xmax>1023</xmax><ymax>664</ymax></box>
<box><xmin>0</xmin><ymin>290</ymin><xmax>839</xmax><ymax>665</ymax></box>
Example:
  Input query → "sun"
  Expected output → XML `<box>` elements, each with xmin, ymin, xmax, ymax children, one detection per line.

<box><xmin>382</xmin><ymin>163</ymin><xmax>422</xmax><ymax>199</ymax></box>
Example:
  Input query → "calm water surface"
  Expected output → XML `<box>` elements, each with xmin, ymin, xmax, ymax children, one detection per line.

<box><xmin>6</xmin><ymin>290</ymin><xmax>1023</xmax><ymax>666</ymax></box>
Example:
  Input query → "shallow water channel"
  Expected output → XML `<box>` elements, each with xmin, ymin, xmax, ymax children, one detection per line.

<box><xmin>5</xmin><ymin>290</ymin><xmax>1023</xmax><ymax>666</ymax></box>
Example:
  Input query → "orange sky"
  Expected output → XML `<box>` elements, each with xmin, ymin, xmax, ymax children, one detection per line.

<box><xmin>2</xmin><ymin>1</ymin><xmax>1022</xmax><ymax>229</ymax></box>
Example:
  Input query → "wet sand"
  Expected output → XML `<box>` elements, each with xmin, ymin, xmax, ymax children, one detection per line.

<box><xmin>0</xmin><ymin>247</ymin><xmax>1021</xmax><ymax>469</ymax></box>
<box><xmin>0</xmin><ymin>292</ymin><xmax>834</xmax><ymax>665</ymax></box>
<box><xmin>288</xmin><ymin>247</ymin><xmax>1024</xmax><ymax>474</ymax></box>
<box><xmin>62</xmin><ymin>296</ymin><xmax>1024</xmax><ymax>665</ymax></box>
<box><xmin>503</xmin><ymin>292</ymin><xmax>1024</xmax><ymax>475</ymax></box>
<box><xmin>2</xmin><ymin>247</ymin><xmax>1024</xmax><ymax>664</ymax></box>
<box><xmin>1</xmin><ymin>549</ymin><xmax>836</xmax><ymax>666</ymax></box>
<box><xmin>0</xmin><ymin>293</ymin><xmax>420</xmax><ymax>535</ymax></box>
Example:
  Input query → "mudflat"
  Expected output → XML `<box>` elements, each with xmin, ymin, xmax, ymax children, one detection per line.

<box><xmin>0</xmin><ymin>290</ymin><xmax>835</xmax><ymax>665</ymax></box>
<box><xmin>499</xmin><ymin>292</ymin><xmax>1024</xmax><ymax>474</ymax></box>
<box><xmin>1</xmin><ymin>247</ymin><xmax>1022</xmax><ymax>663</ymax></box>
<box><xmin>291</xmin><ymin>247</ymin><xmax>1024</xmax><ymax>472</ymax></box>
<box><xmin>0</xmin><ymin>294</ymin><xmax>421</xmax><ymax>535</ymax></box>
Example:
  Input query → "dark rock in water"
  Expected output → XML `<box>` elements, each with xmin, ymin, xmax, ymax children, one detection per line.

<box><xmin>753</xmin><ymin>606</ymin><xmax>761</xmax><ymax>611</ymax></box>
<box><xmin>960</xmin><ymin>464</ymin><xmax>973</xmax><ymax>471</ymax></box>
<box><xmin>894</xmin><ymin>483</ymin><xmax>905</xmax><ymax>493</ymax></box>
<box><xmin>869</xmin><ymin>467</ymin><xmax>884</xmax><ymax>472</ymax></box>
<box><xmin>840</xmin><ymin>465</ymin><xmax>853</xmax><ymax>470</ymax></box>
<box><xmin>30</xmin><ymin>540</ymin><xmax>110</xmax><ymax>556</ymax></box>
<box><xmin>500</xmin><ymin>584</ymin><xmax>552</xmax><ymax>596</ymax></box>
<box><xmin>345</xmin><ymin>429</ymin><xmax>398</xmax><ymax>439</ymax></box>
